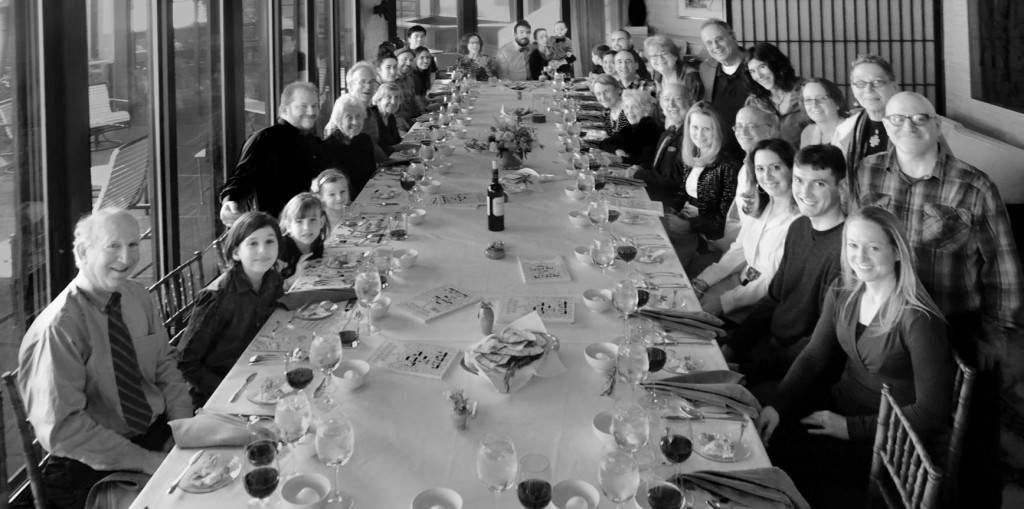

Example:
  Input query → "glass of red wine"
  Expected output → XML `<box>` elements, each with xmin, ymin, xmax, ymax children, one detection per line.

<box><xmin>516</xmin><ymin>453</ymin><xmax>552</xmax><ymax>509</ymax></box>
<box><xmin>284</xmin><ymin>350</ymin><xmax>314</xmax><ymax>392</ymax></box>
<box><xmin>615</xmin><ymin>235</ymin><xmax>638</xmax><ymax>275</ymax></box>
<box><xmin>399</xmin><ymin>171</ymin><xmax>418</xmax><ymax>208</ymax></box>
<box><xmin>646</xmin><ymin>480</ymin><xmax>686</xmax><ymax>509</ymax></box>
<box><xmin>244</xmin><ymin>424</ymin><xmax>281</xmax><ymax>508</ymax></box>
<box><xmin>660</xmin><ymin>413</ymin><xmax>693</xmax><ymax>476</ymax></box>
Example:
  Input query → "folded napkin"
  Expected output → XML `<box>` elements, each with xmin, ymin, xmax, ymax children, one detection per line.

<box><xmin>645</xmin><ymin>382</ymin><xmax>762</xmax><ymax>419</ymax></box>
<box><xmin>278</xmin><ymin>289</ymin><xmax>355</xmax><ymax>310</ymax></box>
<box><xmin>463</xmin><ymin>312</ymin><xmax>567</xmax><ymax>394</ymax></box>
<box><xmin>679</xmin><ymin>468</ymin><xmax>810</xmax><ymax>509</ymax></box>
<box><xmin>170</xmin><ymin>413</ymin><xmax>250</xmax><ymax>449</ymax></box>
<box><xmin>661</xmin><ymin>370</ymin><xmax>745</xmax><ymax>385</ymax></box>
<box><xmin>607</xmin><ymin>175</ymin><xmax>647</xmax><ymax>187</ymax></box>
<box><xmin>86</xmin><ymin>471</ymin><xmax>150</xmax><ymax>509</ymax></box>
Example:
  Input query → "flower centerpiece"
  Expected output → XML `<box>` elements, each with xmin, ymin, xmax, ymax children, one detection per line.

<box><xmin>444</xmin><ymin>388</ymin><xmax>472</xmax><ymax>430</ymax></box>
<box><xmin>487</xmin><ymin>113</ymin><xmax>542</xmax><ymax>170</ymax></box>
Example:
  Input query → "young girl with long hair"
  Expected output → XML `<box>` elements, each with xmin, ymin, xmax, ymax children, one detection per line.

<box><xmin>278</xmin><ymin>192</ymin><xmax>329</xmax><ymax>288</ymax></box>
<box><xmin>311</xmin><ymin>169</ymin><xmax>351</xmax><ymax>230</ymax></box>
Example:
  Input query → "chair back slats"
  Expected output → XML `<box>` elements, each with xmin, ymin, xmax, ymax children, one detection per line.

<box><xmin>93</xmin><ymin>137</ymin><xmax>149</xmax><ymax>212</ymax></box>
<box><xmin>1</xmin><ymin>382</ymin><xmax>8</xmax><ymax>509</ymax></box>
<box><xmin>1</xmin><ymin>371</ymin><xmax>49</xmax><ymax>509</ymax></box>
<box><xmin>87</xmin><ymin>84</ymin><xmax>129</xmax><ymax>127</ymax></box>
<box><xmin>943</xmin><ymin>352</ymin><xmax>975</xmax><ymax>506</ymax></box>
<box><xmin>148</xmin><ymin>250</ymin><xmax>205</xmax><ymax>346</ymax></box>
<box><xmin>871</xmin><ymin>384</ymin><xmax>943</xmax><ymax>509</ymax></box>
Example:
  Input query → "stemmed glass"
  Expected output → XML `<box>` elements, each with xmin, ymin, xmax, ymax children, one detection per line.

<box><xmin>611</xmin><ymin>402</ymin><xmax>650</xmax><ymax>454</ymax></box>
<box><xmin>354</xmin><ymin>262</ymin><xmax>382</xmax><ymax>335</ymax></box>
<box><xmin>315</xmin><ymin>409</ymin><xmax>356</xmax><ymax>509</ymax></box>
<box><xmin>612</xmin><ymin>278</ymin><xmax>639</xmax><ymax>340</ymax></box>
<box><xmin>244</xmin><ymin>429</ymin><xmax>281</xmax><ymax>508</ymax></box>
<box><xmin>399</xmin><ymin>171</ymin><xmax>418</xmax><ymax>208</ymax></box>
<box><xmin>477</xmin><ymin>432</ymin><xmax>518</xmax><ymax>509</ymax></box>
<box><xmin>516</xmin><ymin>454</ymin><xmax>552</xmax><ymax>509</ymax></box>
<box><xmin>284</xmin><ymin>350</ymin><xmax>314</xmax><ymax>392</ymax></box>
<box><xmin>586</xmin><ymin>195</ymin><xmax>609</xmax><ymax>232</ymax></box>
<box><xmin>274</xmin><ymin>393</ymin><xmax>312</xmax><ymax>479</ymax></box>
<box><xmin>598</xmin><ymin>442</ymin><xmax>640</xmax><ymax>509</ymax></box>
<box><xmin>310</xmin><ymin>332</ymin><xmax>343</xmax><ymax>402</ymax></box>
<box><xmin>659</xmin><ymin>414</ymin><xmax>693</xmax><ymax>475</ymax></box>
<box><xmin>616</xmin><ymin>236</ymin><xmax>638</xmax><ymax>275</ymax></box>
<box><xmin>590</xmin><ymin>235</ymin><xmax>616</xmax><ymax>279</ymax></box>
<box><xmin>616</xmin><ymin>340</ymin><xmax>648</xmax><ymax>400</ymax></box>
<box><xmin>647</xmin><ymin>480</ymin><xmax>686</xmax><ymax>509</ymax></box>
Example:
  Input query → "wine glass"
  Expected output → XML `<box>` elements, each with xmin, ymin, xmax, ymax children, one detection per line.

<box><xmin>647</xmin><ymin>480</ymin><xmax>686</xmax><ymax>509</ymax></box>
<box><xmin>594</xmin><ymin>165</ymin><xmax>608</xmax><ymax>193</ymax></box>
<box><xmin>310</xmin><ymin>332</ymin><xmax>343</xmax><ymax>401</ymax></box>
<box><xmin>315</xmin><ymin>409</ymin><xmax>356</xmax><ymax>509</ymax></box>
<box><xmin>354</xmin><ymin>262</ymin><xmax>382</xmax><ymax>335</ymax></box>
<box><xmin>598</xmin><ymin>442</ymin><xmax>640</xmax><ymax>509</ymax></box>
<box><xmin>616</xmin><ymin>340</ymin><xmax>648</xmax><ymax>400</ymax></box>
<box><xmin>659</xmin><ymin>414</ymin><xmax>693</xmax><ymax>475</ymax></box>
<box><xmin>244</xmin><ymin>430</ymin><xmax>281</xmax><ymax>508</ymax></box>
<box><xmin>590</xmin><ymin>235</ymin><xmax>616</xmax><ymax>279</ymax></box>
<box><xmin>616</xmin><ymin>236</ymin><xmax>638</xmax><ymax>274</ymax></box>
<box><xmin>612</xmin><ymin>278</ymin><xmax>639</xmax><ymax>340</ymax></box>
<box><xmin>586</xmin><ymin>195</ymin><xmax>609</xmax><ymax>232</ymax></box>
<box><xmin>399</xmin><ymin>171</ymin><xmax>418</xmax><ymax>207</ymax></box>
<box><xmin>611</xmin><ymin>402</ymin><xmax>650</xmax><ymax>454</ymax></box>
<box><xmin>419</xmin><ymin>140</ymin><xmax>436</xmax><ymax>164</ymax></box>
<box><xmin>284</xmin><ymin>350</ymin><xmax>314</xmax><ymax>392</ymax></box>
<box><xmin>516</xmin><ymin>454</ymin><xmax>552</xmax><ymax>509</ymax></box>
<box><xmin>274</xmin><ymin>393</ymin><xmax>312</xmax><ymax>479</ymax></box>
<box><xmin>477</xmin><ymin>432</ymin><xmax>518</xmax><ymax>509</ymax></box>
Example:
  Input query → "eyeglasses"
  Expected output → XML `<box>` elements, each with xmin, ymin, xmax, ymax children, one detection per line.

<box><xmin>648</xmin><ymin>53</ymin><xmax>670</xmax><ymax>61</ymax></box>
<box><xmin>802</xmin><ymin>96</ymin><xmax>832</xmax><ymax>106</ymax></box>
<box><xmin>851</xmin><ymin>78</ymin><xmax>891</xmax><ymax>89</ymax></box>
<box><xmin>733</xmin><ymin>123</ymin><xmax>765</xmax><ymax>133</ymax></box>
<box><xmin>883</xmin><ymin>113</ymin><xmax>935</xmax><ymax>127</ymax></box>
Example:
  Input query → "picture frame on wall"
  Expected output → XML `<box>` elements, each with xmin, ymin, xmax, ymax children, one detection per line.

<box><xmin>678</xmin><ymin>0</ymin><xmax>726</xmax><ymax>20</ymax></box>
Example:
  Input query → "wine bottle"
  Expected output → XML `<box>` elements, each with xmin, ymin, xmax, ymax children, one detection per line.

<box><xmin>488</xmin><ymin>161</ymin><xmax>505</xmax><ymax>231</ymax></box>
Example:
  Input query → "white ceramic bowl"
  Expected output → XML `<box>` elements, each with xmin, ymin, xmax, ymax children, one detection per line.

<box><xmin>568</xmin><ymin>210</ymin><xmax>589</xmax><ymax>228</ymax></box>
<box><xmin>436</xmin><ymin>143</ymin><xmax>456</xmax><ymax>157</ymax></box>
<box><xmin>392</xmin><ymin>249</ymin><xmax>419</xmax><ymax>269</ymax></box>
<box><xmin>592</xmin><ymin>411</ymin><xmax>613</xmax><ymax>441</ymax></box>
<box><xmin>551</xmin><ymin>480</ymin><xmax>601</xmax><ymax>509</ymax></box>
<box><xmin>564</xmin><ymin>186</ymin><xmax>585</xmax><ymax>201</ymax></box>
<box><xmin>370</xmin><ymin>296</ymin><xmax>391</xmax><ymax>319</ymax></box>
<box><xmin>411</xmin><ymin>487</ymin><xmax>463</xmax><ymax>509</ymax></box>
<box><xmin>407</xmin><ymin>208</ymin><xmax>427</xmax><ymax>225</ymax></box>
<box><xmin>584</xmin><ymin>342</ymin><xmax>618</xmax><ymax>373</ymax></box>
<box><xmin>582</xmin><ymin>289</ymin><xmax>613</xmax><ymax>312</ymax></box>
<box><xmin>280</xmin><ymin>472</ymin><xmax>331</xmax><ymax>509</ymax></box>
<box><xmin>332</xmin><ymin>360</ymin><xmax>370</xmax><ymax>391</ymax></box>
<box><xmin>422</xmin><ymin>180</ymin><xmax>442</xmax><ymax>195</ymax></box>
<box><xmin>573</xmin><ymin>245</ymin><xmax>593</xmax><ymax>265</ymax></box>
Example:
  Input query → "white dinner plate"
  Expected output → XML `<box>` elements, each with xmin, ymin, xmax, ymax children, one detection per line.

<box><xmin>180</xmin><ymin>452</ymin><xmax>241</xmax><ymax>493</ymax></box>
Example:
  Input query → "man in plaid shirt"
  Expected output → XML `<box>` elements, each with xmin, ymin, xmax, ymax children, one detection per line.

<box><xmin>855</xmin><ymin>91</ymin><xmax>1022</xmax><ymax>507</ymax></box>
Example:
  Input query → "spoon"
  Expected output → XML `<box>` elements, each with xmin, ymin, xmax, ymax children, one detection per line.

<box><xmin>247</xmin><ymin>347</ymin><xmax>306</xmax><ymax>365</ymax></box>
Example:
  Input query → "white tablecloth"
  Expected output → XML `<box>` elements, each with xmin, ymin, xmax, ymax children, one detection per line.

<box><xmin>130</xmin><ymin>83</ymin><xmax>768</xmax><ymax>509</ymax></box>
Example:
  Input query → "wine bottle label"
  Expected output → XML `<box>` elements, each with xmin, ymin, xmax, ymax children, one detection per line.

<box><xmin>491</xmin><ymin>197</ymin><xmax>504</xmax><ymax>216</ymax></box>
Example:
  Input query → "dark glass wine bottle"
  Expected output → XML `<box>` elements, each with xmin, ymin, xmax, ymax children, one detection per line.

<box><xmin>488</xmin><ymin>160</ymin><xmax>505</xmax><ymax>231</ymax></box>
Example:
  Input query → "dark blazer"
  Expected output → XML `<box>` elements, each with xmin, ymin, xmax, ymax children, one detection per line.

<box><xmin>673</xmin><ymin>153</ymin><xmax>743</xmax><ymax>240</ymax></box>
<box><xmin>325</xmin><ymin>131</ymin><xmax>378</xmax><ymax>198</ymax></box>
<box><xmin>633</xmin><ymin>124</ymin><xmax>686</xmax><ymax>203</ymax></box>
<box><xmin>598</xmin><ymin>116</ymin><xmax>663</xmax><ymax>168</ymax></box>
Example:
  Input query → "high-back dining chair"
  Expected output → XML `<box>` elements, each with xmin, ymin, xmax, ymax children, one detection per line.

<box><xmin>869</xmin><ymin>384</ymin><xmax>943</xmax><ymax>509</ymax></box>
<box><xmin>148</xmin><ymin>250</ymin><xmax>205</xmax><ymax>346</ymax></box>
<box><xmin>1</xmin><ymin>371</ymin><xmax>49</xmax><ymax>509</ymax></box>
<box><xmin>941</xmin><ymin>352</ymin><xmax>975</xmax><ymax>507</ymax></box>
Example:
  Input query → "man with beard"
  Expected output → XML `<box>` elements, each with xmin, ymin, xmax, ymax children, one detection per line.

<box><xmin>608</xmin><ymin>29</ymin><xmax>652</xmax><ymax>80</ymax></box>
<box><xmin>496</xmin><ymin>20</ymin><xmax>532</xmax><ymax>81</ymax></box>
<box><xmin>220</xmin><ymin>82</ymin><xmax>331</xmax><ymax>225</ymax></box>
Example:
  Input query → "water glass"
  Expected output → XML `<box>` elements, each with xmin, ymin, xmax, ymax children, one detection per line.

<box><xmin>310</xmin><ymin>332</ymin><xmax>343</xmax><ymax>400</ymax></box>
<box><xmin>315</xmin><ymin>409</ymin><xmax>355</xmax><ymax>509</ymax></box>
<box><xmin>587</xmin><ymin>195</ymin><xmax>609</xmax><ymax>231</ymax></box>
<box><xmin>598</xmin><ymin>442</ymin><xmax>640</xmax><ymax>509</ymax></box>
<box><xmin>274</xmin><ymin>393</ymin><xmax>312</xmax><ymax>478</ymax></box>
<box><xmin>590</xmin><ymin>236</ymin><xmax>616</xmax><ymax>277</ymax></box>
<box><xmin>611</xmin><ymin>403</ymin><xmax>650</xmax><ymax>454</ymax></box>
<box><xmin>419</xmin><ymin>140</ymin><xmax>436</xmax><ymax>163</ymax></box>
<box><xmin>477</xmin><ymin>432</ymin><xmax>518</xmax><ymax>509</ymax></box>
<box><xmin>612</xmin><ymin>279</ymin><xmax>639</xmax><ymax>340</ymax></box>
<box><xmin>354</xmin><ymin>264</ymin><xmax>382</xmax><ymax>335</ymax></box>
<box><xmin>616</xmin><ymin>341</ymin><xmax>649</xmax><ymax>397</ymax></box>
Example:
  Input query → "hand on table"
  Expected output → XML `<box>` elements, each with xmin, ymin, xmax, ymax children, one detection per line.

<box><xmin>800</xmin><ymin>410</ymin><xmax>849</xmax><ymax>440</ymax></box>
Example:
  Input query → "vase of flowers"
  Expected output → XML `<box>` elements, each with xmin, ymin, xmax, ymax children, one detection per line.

<box><xmin>487</xmin><ymin>114</ymin><xmax>541</xmax><ymax>170</ymax></box>
<box><xmin>444</xmin><ymin>388</ymin><xmax>471</xmax><ymax>430</ymax></box>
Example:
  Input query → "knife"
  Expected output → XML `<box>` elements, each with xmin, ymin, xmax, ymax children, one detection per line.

<box><xmin>230</xmin><ymin>373</ymin><xmax>258</xmax><ymax>403</ymax></box>
<box><xmin>168</xmin><ymin>449</ymin><xmax>206</xmax><ymax>494</ymax></box>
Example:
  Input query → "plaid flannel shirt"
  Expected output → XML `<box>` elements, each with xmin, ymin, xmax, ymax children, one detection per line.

<box><xmin>855</xmin><ymin>146</ymin><xmax>1023</xmax><ymax>334</ymax></box>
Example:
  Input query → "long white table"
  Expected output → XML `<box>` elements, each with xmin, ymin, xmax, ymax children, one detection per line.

<box><xmin>130</xmin><ymin>83</ymin><xmax>768</xmax><ymax>509</ymax></box>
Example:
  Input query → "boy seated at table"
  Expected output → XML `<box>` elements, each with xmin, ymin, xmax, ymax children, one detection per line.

<box><xmin>590</xmin><ymin>44</ymin><xmax>611</xmax><ymax>76</ymax></box>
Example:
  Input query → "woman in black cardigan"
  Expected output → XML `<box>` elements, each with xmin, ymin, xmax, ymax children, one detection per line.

<box><xmin>664</xmin><ymin>101</ymin><xmax>742</xmax><ymax>267</ymax></box>
<box><xmin>598</xmin><ymin>89</ymin><xmax>663</xmax><ymax>167</ymax></box>
<box><xmin>324</xmin><ymin>94</ymin><xmax>378</xmax><ymax>198</ymax></box>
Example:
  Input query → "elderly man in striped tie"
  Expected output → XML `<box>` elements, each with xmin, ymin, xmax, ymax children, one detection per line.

<box><xmin>18</xmin><ymin>208</ymin><xmax>192</xmax><ymax>509</ymax></box>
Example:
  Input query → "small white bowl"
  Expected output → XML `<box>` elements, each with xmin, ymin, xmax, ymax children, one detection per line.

<box><xmin>436</xmin><ymin>143</ymin><xmax>456</xmax><ymax>157</ymax></box>
<box><xmin>568</xmin><ymin>210</ymin><xmax>589</xmax><ymax>228</ymax></box>
<box><xmin>456</xmin><ymin>116</ymin><xmax>472</xmax><ymax>126</ymax></box>
<box><xmin>407</xmin><ymin>208</ymin><xmax>427</xmax><ymax>225</ymax></box>
<box><xmin>582</xmin><ymin>289</ymin><xmax>613</xmax><ymax>312</ymax></box>
<box><xmin>462</xmin><ymin>105</ymin><xmax>476</xmax><ymax>113</ymax></box>
<box><xmin>584</xmin><ymin>342</ymin><xmax>618</xmax><ymax>373</ymax></box>
<box><xmin>573</xmin><ymin>245</ymin><xmax>593</xmax><ymax>265</ymax></box>
<box><xmin>564</xmin><ymin>186</ymin><xmax>585</xmax><ymax>201</ymax></box>
<box><xmin>332</xmin><ymin>360</ymin><xmax>370</xmax><ymax>391</ymax></box>
<box><xmin>552</xmin><ymin>480</ymin><xmax>601</xmax><ymax>509</ymax></box>
<box><xmin>422</xmin><ymin>180</ymin><xmax>442</xmax><ymax>195</ymax></box>
<box><xmin>280</xmin><ymin>472</ymin><xmax>331</xmax><ymax>509</ymax></box>
<box><xmin>392</xmin><ymin>249</ymin><xmax>419</xmax><ymax>269</ymax></box>
<box><xmin>370</xmin><ymin>296</ymin><xmax>391</xmax><ymax>319</ymax></box>
<box><xmin>592</xmin><ymin>411</ymin><xmax>613</xmax><ymax>441</ymax></box>
<box><xmin>412</xmin><ymin>487</ymin><xmax>463</xmax><ymax>509</ymax></box>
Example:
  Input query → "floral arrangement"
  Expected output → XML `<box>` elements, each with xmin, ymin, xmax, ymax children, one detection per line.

<box><xmin>444</xmin><ymin>388</ymin><xmax>470</xmax><ymax>414</ymax></box>
<box><xmin>487</xmin><ymin>115</ymin><xmax>542</xmax><ymax>158</ymax></box>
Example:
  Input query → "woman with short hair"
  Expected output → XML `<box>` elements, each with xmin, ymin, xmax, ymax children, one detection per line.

<box><xmin>325</xmin><ymin>94</ymin><xmax>377</xmax><ymax>196</ymax></box>
<box><xmin>598</xmin><ymin>89</ymin><xmax>663</xmax><ymax>167</ymax></box>
<box><xmin>644</xmin><ymin>34</ymin><xmax>703</xmax><ymax>103</ymax></box>
<box><xmin>592</xmin><ymin>74</ymin><xmax>628</xmax><ymax>135</ymax></box>
<box><xmin>799</xmin><ymin>78</ymin><xmax>849</xmax><ymax>147</ymax></box>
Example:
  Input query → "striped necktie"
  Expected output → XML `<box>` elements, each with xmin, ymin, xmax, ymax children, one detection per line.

<box><xmin>106</xmin><ymin>292</ymin><xmax>153</xmax><ymax>436</ymax></box>
<box><xmin>653</xmin><ymin>126</ymin><xmax>678</xmax><ymax>169</ymax></box>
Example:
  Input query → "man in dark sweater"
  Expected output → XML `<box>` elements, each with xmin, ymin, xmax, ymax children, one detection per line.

<box><xmin>723</xmin><ymin>144</ymin><xmax>847</xmax><ymax>383</ymax></box>
<box><xmin>220</xmin><ymin>82</ymin><xmax>332</xmax><ymax>224</ymax></box>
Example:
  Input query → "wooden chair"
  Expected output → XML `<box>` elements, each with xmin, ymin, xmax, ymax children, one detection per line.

<box><xmin>1</xmin><ymin>371</ymin><xmax>49</xmax><ymax>509</ymax></box>
<box><xmin>148</xmin><ymin>250</ymin><xmax>206</xmax><ymax>346</ymax></box>
<box><xmin>211</xmin><ymin>231</ymin><xmax>230</xmax><ymax>274</ymax></box>
<box><xmin>88</xmin><ymin>83</ymin><xmax>131</xmax><ymax>151</ymax></box>
<box><xmin>942</xmin><ymin>352</ymin><xmax>976</xmax><ymax>507</ymax></box>
<box><xmin>869</xmin><ymin>384</ymin><xmax>943</xmax><ymax>509</ymax></box>
<box><xmin>1</xmin><ymin>382</ymin><xmax>8</xmax><ymax>509</ymax></box>
<box><xmin>92</xmin><ymin>137</ymin><xmax>149</xmax><ymax>213</ymax></box>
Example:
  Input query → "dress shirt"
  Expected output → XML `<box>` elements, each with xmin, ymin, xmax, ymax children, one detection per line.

<box><xmin>176</xmin><ymin>266</ymin><xmax>284</xmax><ymax>398</ymax></box>
<box><xmin>855</xmin><ymin>145</ymin><xmax>1024</xmax><ymax>335</ymax></box>
<box><xmin>620</xmin><ymin>76</ymin><xmax>653</xmax><ymax>92</ymax></box>
<box><xmin>220</xmin><ymin>120</ymin><xmax>332</xmax><ymax>217</ymax></box>
<box><xmin>18</xmin><ymin>277</ymin><xmax>192</xmax><ymax>471</ymax></box>
<box><xmin>495</xmin><ymin>41</ymin><xmax>530</xmax><ymax>81</ymax></box>
<box><xmin>634</xmin><ymin>124</ymin><xmax>685</xmax><ymax>203</ymax></box>
<box><xmin>549</xmin><ymin>37</ymin><xmax>576</xmax><ymax>77</ymax></box>
<box><xmin>698</xmin><ymin>200</ymin><xmax>799</xmax><ymax>317</ymax></box>
<box><xmin>772</xmin><ymin>284</ymin><xmax>953</xmax><ymax>441</ymax></box>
